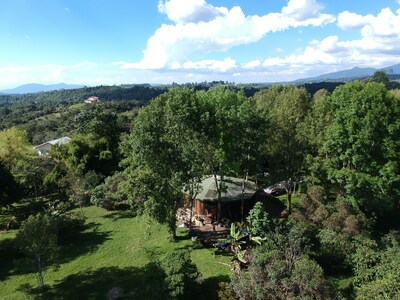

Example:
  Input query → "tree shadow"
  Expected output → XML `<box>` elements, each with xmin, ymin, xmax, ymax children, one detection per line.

<box><xmin>57</xmin><ymin>222</ymin><xmax>111</xmax><ymax>264</ymax></box>
<box><xmin>197</xmin><ymin>275</ymin><xmax>231</xmax><ymax>300</ymax></box>
<box><xmin>0</xmin><ymin>222</ymin><xmax>111</xmax><ymax>281</ymax></box>
<box><xmin>0</xmin><ymin>194</ymin><xmax>67</xmax><ymax>230</ymax></box>
<box><xmin>0</xmin><ymin>237</ymin><xmax>26</xmax><ymax>281</ymax></box>
<box><xmin>18</xmin><ymin>266</ymin><xmax>230</xmax><ymax>300</ymax></box>
<box><xmin>18</xmin><ymin>264</ymin><xmax>167</xmax><ymax>300</ymax></box>
<box><xmin>103</xmin><ymin>210</ymin><xmax>136</xmax><ymax>221</ymax></box>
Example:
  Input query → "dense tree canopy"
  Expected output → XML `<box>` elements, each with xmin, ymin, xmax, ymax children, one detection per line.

<box><xmin>314</xmin><ymin>82</ymin><xmax>400</xmax><ymax>214</ymax></box>
<box><xmin>1</xmin><ymin>78</ymin><xmax>400</xmax><ymax>299</ymax></box>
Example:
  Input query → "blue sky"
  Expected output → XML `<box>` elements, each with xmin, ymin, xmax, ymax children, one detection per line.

<box><xmin>1</xmin><ymin>0</ymin><xmax>400</xmax><ymax>88</ymax></box>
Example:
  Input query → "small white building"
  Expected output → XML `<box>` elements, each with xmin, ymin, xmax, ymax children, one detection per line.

<box><xmin>84</xmin><ymin>96</ymin><xmax>100</xmax><ymax>104</ymax></box>
<box><xmin>34</xmin><ymin>137</ymin><xmax>71</xmax><ymax>156</ymax></box>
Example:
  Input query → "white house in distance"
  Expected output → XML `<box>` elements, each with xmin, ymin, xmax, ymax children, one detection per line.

<box><xmin>84</xmin><ymin>96</ymin><xmax>100</xmax><ymax>104</ymax></box>
<box><xmin>34</xmin><ymin>137</ymin><xmax>71</xmax><ymax>156</ymax></box>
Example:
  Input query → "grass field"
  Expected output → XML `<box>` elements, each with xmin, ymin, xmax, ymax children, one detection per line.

<box><xmin>0</xmin><ymin>206</ymin><xmax>232</xmax><ymax>299</ymax></box>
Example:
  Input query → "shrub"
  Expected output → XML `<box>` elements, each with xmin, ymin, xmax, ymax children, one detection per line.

<box><xmin>159</xmin><ymin>250</ymin><xmax>200</xmax><ymax>299</ymax></box>
<box><xmin>90</xmin><ymin>172</ymin><xmax>129</xmax><ymax>210</ymax></box>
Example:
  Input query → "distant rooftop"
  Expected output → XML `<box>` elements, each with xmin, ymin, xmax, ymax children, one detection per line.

<box><xmin>34</xmin><ymin>136</ymin><xmax>71</xmax><ymax>149</ymax></box>
<box><xmin>85</xmin><ymin>96</ymin><xmax>99</xmax><ymax>103</ymax></box>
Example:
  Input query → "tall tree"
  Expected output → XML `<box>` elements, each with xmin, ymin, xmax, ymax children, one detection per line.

<box><xmin>254</xmin><ymin>85</ymin><xmax>311</xmax><ymax>212</ymax></box>
<box><xmin>198</xmin><ymin>87</ymin><xmax>265</xmax><ymax>220</ymax></box>
<box><xmin>314</xmin><ymin>81</ymin><xmax>400</xmax><ymax>214</ymax></box>
<box><xmin>121</xmin><ymin>88</ymin><xmax>207</xmax><ymax>239</ymax></box>
<box><xmin>370</xmin><ymin>70</ymin><xmax>389</xmax><ymax>85</ymax></box>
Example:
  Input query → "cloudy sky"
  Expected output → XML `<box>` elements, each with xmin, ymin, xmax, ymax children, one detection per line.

<box><xmin>1</xmin><ymin>0</ymin><xmax>400</xmax><ymax>88</ymax></box>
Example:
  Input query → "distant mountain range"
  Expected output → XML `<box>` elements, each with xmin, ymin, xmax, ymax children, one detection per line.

<box><xmin>293</xmin><ymin>63</ymin><xmax>400</xmax><ymax>83</ymax></box>
<box><xmin>1</xmin><ymin>64</ymin><xmax>400</xmax><ymax>95</ymax></box>
<box><xmin>0</xmin><ymin>83</ymin><xmax>85</xmax><ymax>94</ymax></box>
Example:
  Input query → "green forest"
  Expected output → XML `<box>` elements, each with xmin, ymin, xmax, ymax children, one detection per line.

<box><xmin>1</xmin><ymin>76</ymin><xmax>400</xmax><ymax>299</ymax></box>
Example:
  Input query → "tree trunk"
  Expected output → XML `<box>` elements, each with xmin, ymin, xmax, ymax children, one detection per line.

<box><xmin>169</xmin><ymin>228</ymin><xmax>176</xmax><ymax>241</ymax></box>
<box><xmin>189</xmin><ymin>198</ymin><xmax>194</xmax><ymax>229</ymax></box>
<box><xmin>241</xmin><ymin>173</ymin><xmax>247</xmax><ymax>222</ymax></box>
<box><xmin>286</xmin><ymin>178</ymin><xmax>294</xmax><ymax>213</ymax></box>
<box><xmin>79</xmin><ymin>205</ymin><xmax>85</xmax><ymax>218</ymax></box>
<box><xmin>36</xmin><ymin>254</ymin><xmax>44</xmax><ymax>288</ymax></box>
<box><xmin>286</xmin><ymin>192</ymin><xmax>292</xmax><ymax>213</ymax></box>
<box><xmin>214</xmin><ymin>173</ymin><xmax>223</xmax><ymax>222</ymax></box>
<box><xmin>241</xmin><ymin>198</ymin><xmax>244</xmax><ymax>222</ymax></box>
<box><xmin>168</xmin><ymin>200</ymin><xmax>178</xmax><ymax>241</ymax></box>
<box><xmin>217</xmin><ymin>193</ymin><xmax>222</xmax><ymax>222</ymax></box>
<box><xmin>168</xmin><ymin>215</ymin><xmax>177</xmax><ymax>241</ymax></box>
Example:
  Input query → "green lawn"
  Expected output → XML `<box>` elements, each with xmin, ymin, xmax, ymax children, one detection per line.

<box><xmin>0</xmin><ymin>206</ymin><xmax>231</xmax><ymax>299</ymax></box>
<box><xmin>278</xmin><ymin>193</ymin><xmax>301</xmax><ymax>206</ymax></box>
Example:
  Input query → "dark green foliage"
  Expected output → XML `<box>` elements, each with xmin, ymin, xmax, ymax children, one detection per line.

<box><xmin>159</xmin><ymin>250</ymin><xmax>200</xmax><ymax>299</ymax></box>
<box><xmin>352</xmin><ymin>232</ymin><xmax>400</xmax><ymax>299</ymax></box>
<box><xmin>304</xmin><ymin>81</ymin><xmax>400</xmax><ymax>216</ymax></box>
<box><xmin>294</xmin><ymin>185</ymin><xmax>370</xmax><ymax>273</ymax></box>
<box><xmin>68</xmin><ymin>170</ymin><xmax>104</xmax><ymax>214</ymax></box>
<box><xmin>328</xmin><ymin>82</ymin><xmax>400</xmax><ymax>214</ymax></box>
<box><xmin>0</xmin><ymin>160</ymin><xmax>19</xmax><ymax>209</ymax></box>
<box><xmin>12</xmin><ymin>157</ymin><xmax>44</xmax><ymax>197</ymax></box>
<box><xmin>217</xmin><ymin>282</ymin><xmax>237</xmax><ymax>300</ymax></box>
<box><xmin>371</xmin><ymin>70</ymin><xmax>389</xmax><ymax>85</ymax></box>
<box><xmin>90</xmin><ymin>172</ymin><xmax>129</xmax><ymax>210</ymax></box>
<box><xmin>231</xmin><ymin>219</ymin><xmax>331</xmax><ymax>300</ymax></box>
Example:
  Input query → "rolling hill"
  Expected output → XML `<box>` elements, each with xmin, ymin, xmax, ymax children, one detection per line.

<box><xmin>0</xmin><ymin>83</ymin><xmax>85</xmax><ymax>94</ymax></box>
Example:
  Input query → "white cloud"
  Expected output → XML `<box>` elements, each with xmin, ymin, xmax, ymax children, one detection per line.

<box><xmin>243</xmin><ymin>60</ymin><xmax>262</xmax><ymax>69</ymax></box>
<box><xmin>183</xmin><ymin>57</ymin><xmax>237</xmax><ymax>72</ymax></box>
<box><xmin>124</xmin><ymin>0</ymin><xmax>335</xmax><ymax>71</ymax></box>
<box><xmin>336</xmin><ymin>8</ymin><xmax>400</xmax><ymax>53</ymax></box>
<box><xmin>281</xmin><ymin>0</ymin><xmax>324</xmax><ymax>21</ymax></box>
<box><xmin>157</xmin><ymin>0</ymin><xmax>223</xmax><ymax>24</ymax></box>
<box><xmin>239</xmin><ymin>7</ymin><xmax>400</xmax><ymax>80</ymax></box>
<box><xmin>337</xmin><ymin>11</ymin><xmax>370</xmax><ymax>30</ymax></box>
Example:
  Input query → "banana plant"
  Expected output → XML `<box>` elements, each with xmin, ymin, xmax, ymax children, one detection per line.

<box><xmin>229</xmin><ymin>222</ymin><xmax>247</xmax><ymax>255</ymax></box>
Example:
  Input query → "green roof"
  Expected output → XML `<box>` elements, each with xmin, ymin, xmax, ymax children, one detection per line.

<box><xmin>196</xmin><ymin>176</ymin><xmax>257</xmax><ymax>202</ymax></box>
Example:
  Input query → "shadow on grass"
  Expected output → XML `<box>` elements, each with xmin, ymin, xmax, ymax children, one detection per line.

<box><xmin>0</xmin><ymin>237</ymin><xmax>25</xmax><ymax>281</ymax></box>
<box><xmin>103</xmin><ymin>210</ymin><xmax>136</xmax><ymax>221</ymax></box>
<box><xmin>57</xmin><ymin>222</ymin><xmax>111</xmax><ymax>264</ymax></box>
<box><xmin>18</xmin><ymin>267</ymin><xmax>231</xmax><ymax>300</ymax></box>
<box><xmin>0</xmin><ymin>222</ymin><xmax>111</xmax><ymax>281</ymax></box>
<box><xmin>197</xmin><ymin>275</ymin><xmax>231</xmax><ymax>300</ymax></box>
<box><xmin>18</xmin><ymin>264</ymin><xmax>167</xmax><ymax>300</ymax></box>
